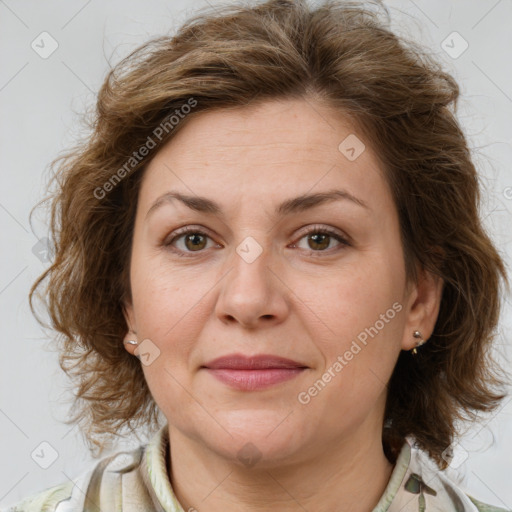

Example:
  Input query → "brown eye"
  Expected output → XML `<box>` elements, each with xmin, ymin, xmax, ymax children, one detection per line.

<box><xmin>164</xmin><ymin>227</ymin><xmax>217</xmax><ymax>256</ymax></box>
<box><xmin>164</xmin><ymin>225</ymin><xmax>349</xmax><ymax>258</ymax></box>
<box><xmin>307</xmin><ymin>232</ymin><xmax>331</xmax><ymax>251</ymax></box>
<box><xmin>293</xmin><ymin>227</ymin><xmax>350</xmax><ymax>253</ymax></box>
<box><xmin>183</xmin><ymin>233</ymin><xmax>208</xmax><ymax>251</ymax></box>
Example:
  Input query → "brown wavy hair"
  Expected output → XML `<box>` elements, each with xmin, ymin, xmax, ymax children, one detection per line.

<box><xmin>29</xmin><ymin>0</ymin><xmax>510</xmax><ymax>468</ymax></box>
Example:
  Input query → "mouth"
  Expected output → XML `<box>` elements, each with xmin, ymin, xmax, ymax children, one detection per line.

<box><xmin>201</xmin><ymin>354</ymin><xmax>308</xmax><ymax>391</ymax></box>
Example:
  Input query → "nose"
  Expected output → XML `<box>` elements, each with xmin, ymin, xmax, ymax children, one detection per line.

<box><xmin>215</xmin><ymin>243</ymin><xmax>290</xmax><ymax>330</ymax></box>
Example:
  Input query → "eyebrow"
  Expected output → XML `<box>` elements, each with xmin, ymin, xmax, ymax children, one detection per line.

<box><xmin>145</xmin><ymin>188</ymin><xmax>370</xmax><ymax>220</ymax></box>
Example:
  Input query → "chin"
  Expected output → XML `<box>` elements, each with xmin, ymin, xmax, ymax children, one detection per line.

<box><xmin>198</xmin><ymin>410</ymin><xmax>313</xmax><ymax>468</ymax></box>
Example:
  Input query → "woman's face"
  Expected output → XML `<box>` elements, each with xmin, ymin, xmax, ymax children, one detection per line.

<box><xmin>123</xmin><ymin>97</ymin><xmax>441</xmax><ymax>466</ymax></box>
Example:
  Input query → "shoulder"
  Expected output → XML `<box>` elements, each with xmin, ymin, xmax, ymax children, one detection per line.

<box><xmin>467</xmin><ymin>494</ymin><xmax>511</xmax><ymax>512</ymax></box>
<box><xmin>1</xmin><ymin>481</ymin><xmax>75</xmax><ymax>512</ymax></box>
<box><xmin>393</xmin><ymin>438</ymin><xmax>511</xmax><ymax>512</ymax></box>
<box><xmin>2</xmin><ymin>447</ymin><xmax>145</xmax><ymax>512</ymax></box>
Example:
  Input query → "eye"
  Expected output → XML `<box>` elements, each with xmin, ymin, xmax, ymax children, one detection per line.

<box><xmin>291</xmin><ymin>225</ymin><xmax>350</xmax><ymax>254</ymax></box>
<box><xmin>163</xmin><ymin>224</ymin><xmax>350</xmax><ymax>257</ymax></box>
<box><xmin>163</xmin><ymin>226</ymin><xmax>219</xmax><ymax>256</ymax></box>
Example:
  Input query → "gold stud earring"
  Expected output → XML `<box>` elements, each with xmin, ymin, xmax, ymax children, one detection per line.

<box><xmin>411</xmin><ymin>330</ymin><xmax>425</xmax><ymax>355</ymax></box>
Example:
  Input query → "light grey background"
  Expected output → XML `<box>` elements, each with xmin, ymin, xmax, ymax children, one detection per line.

<box><xmin>1</xmin><ymin>0</ymin><xmax>511</xmax><ymax>509</ymax></box>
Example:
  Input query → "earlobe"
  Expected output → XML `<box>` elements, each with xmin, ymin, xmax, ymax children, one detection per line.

<box><xmin>123</xmin><ymin>331</ymin><xmax>139</xmax><ymax>356</ymax></box>
<box><xmin>411</xmin><ymin>330</ymin><xmax>426</xmax><ymax>355</ymax></box>
<box><xmin>123</xmin><ymin>338</ymin><xmax>140</xmax><ymax>357</ymax></box>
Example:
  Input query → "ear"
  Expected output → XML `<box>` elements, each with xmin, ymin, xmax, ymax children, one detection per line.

<box><xmin>122</xmin><ymin>301</ymin><xmax>138</xmax><ymax>356</ymax></box>
<box><xmin>401</xmin><ymin>265</ymin><xmax>444</xmax><ymax>351</ymax></box>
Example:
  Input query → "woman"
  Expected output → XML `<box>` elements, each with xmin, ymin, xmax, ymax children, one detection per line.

<box><xmin>5</xmin><ymin>0</ymin><xmax>510</xmax><ymax>510</ymax></box>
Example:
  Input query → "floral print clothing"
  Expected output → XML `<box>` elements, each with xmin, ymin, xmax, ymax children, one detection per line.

<box><xmin>3</xmin><ymin>424</ymin><xmax>509</xmax><ymax>512</ymax></box>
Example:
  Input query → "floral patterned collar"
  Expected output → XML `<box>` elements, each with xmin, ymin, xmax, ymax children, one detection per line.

<box><xmin>6</xmin><ymin>425</ymin><xmax>508</xmax><ymax>511</ymax></box>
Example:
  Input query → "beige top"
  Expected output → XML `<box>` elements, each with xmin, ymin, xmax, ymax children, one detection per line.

<box><xmin>3</xmin><ymin>423</ymin><xmax>509</xmax><ymax>512</ymax></box>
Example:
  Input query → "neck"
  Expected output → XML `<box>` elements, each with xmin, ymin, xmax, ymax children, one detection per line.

<box><xmin>167</xmin><ymin>425</ymin><xmax>395</xmax><ymax>512</ymax></box>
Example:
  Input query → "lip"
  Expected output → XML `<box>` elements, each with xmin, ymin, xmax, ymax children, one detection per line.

<box><xmin>201</xmin><ymin>354</ymin><xmax>308</xmax><ymax>391</ymax></box>
<box><xmin>203</xmin><ymin>354</ymin><xmax>307</xmax><ymax>370</ymax></box>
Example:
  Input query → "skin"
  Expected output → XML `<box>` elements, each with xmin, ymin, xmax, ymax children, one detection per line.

<box><xmin>122</xmin><ymin>96</ymin><xmax>443</xmax><ymax>512</ymax></box>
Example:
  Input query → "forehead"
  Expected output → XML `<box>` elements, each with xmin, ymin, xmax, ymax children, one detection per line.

<box><xmin>137</xmin><ymin>97</ymin><xmax>392</xmax><ymax>219</ymax></box>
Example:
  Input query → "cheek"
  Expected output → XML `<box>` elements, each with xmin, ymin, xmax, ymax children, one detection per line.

<box><xmin>131</xmin><ymin>251</ymin><xmax>199</xmax><ymax>325</ymax></box>
<box><xmin>300</xmin><ymin>254</ymin><xmax>405</xmax><ymax>402</ymax></box>
<box><xmin>129</xmin><ymin>253</ymin><xmax>218</xmax><ymax>377</ymax></box>
<box><xmin>308</xmin><ymin>261</ymin><xmax>401</xmax><ymax>340</ymax></box>
<box><xmin>299</xmin><ymin>288</ymin><xmax>402</xmax><ymax>433</ymax></box>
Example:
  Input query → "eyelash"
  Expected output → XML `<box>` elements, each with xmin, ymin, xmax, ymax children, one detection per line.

<box><xmin>162</xmin><ymin>224</ymin><xmax>351</xmax><ymax>258</ymax></box>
